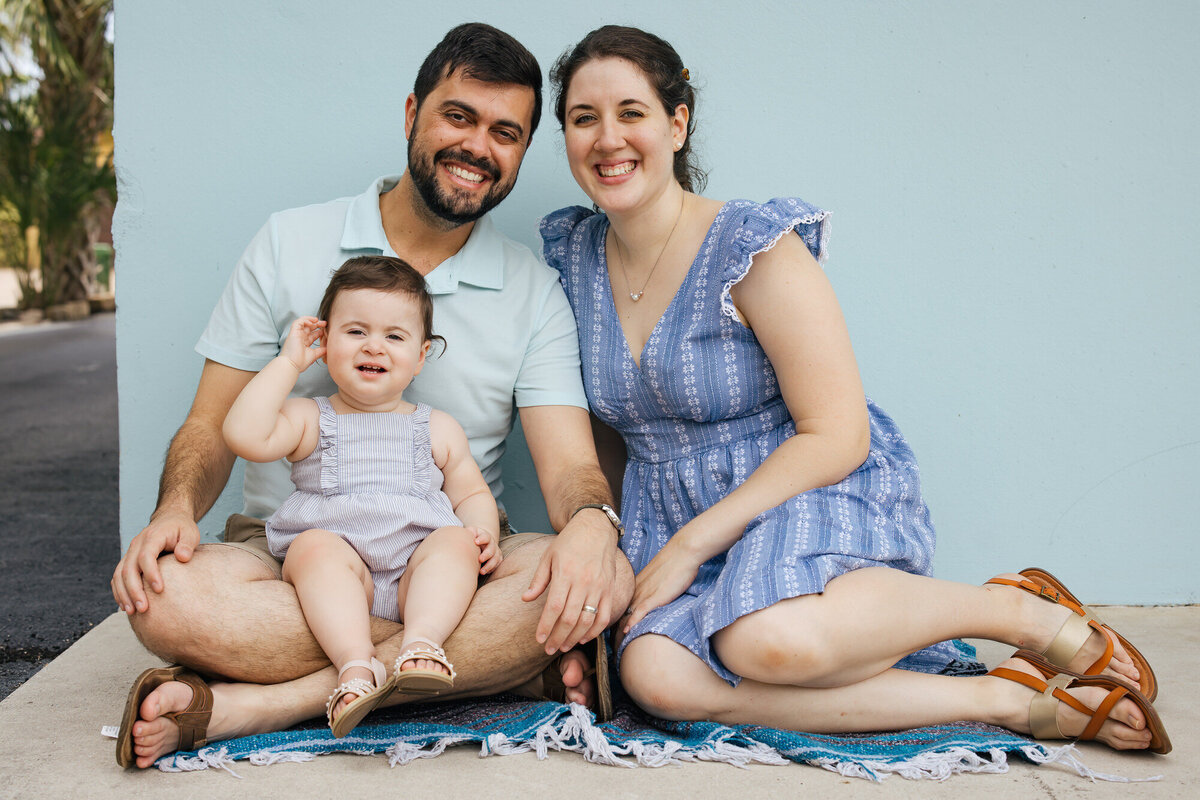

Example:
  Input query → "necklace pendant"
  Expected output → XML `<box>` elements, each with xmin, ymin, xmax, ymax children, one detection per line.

<box><xmin>629</xmin><ymin>291</ymin><xmax>644</xmax><ymax>302</ymax></box>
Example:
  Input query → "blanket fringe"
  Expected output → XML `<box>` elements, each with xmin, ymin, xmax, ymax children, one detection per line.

<box><xmin>386</xmin><ymin>734</ymin><xmax>472</xmax><ymax>766</ymax></box>
<box><xmin>811</xmin><ymin>743</ymin><xmax>1160</xmax><ymax>783</ymax></box>
<box><xmin>1020</xmin><ymin>743</ymin><xmax>1160</xmax><ymax>783</ymax></box>
<box><xmin>158</xmin><ymin>745</ymin><xmax>245</xmax><ymax>777</ymax></box>
<box><xmin>486</xmin><ymin>703</ymin><xmax>788</xmax><ymax>769</ymax></box>
<box><xmin>150</xmin><ymin>702</ymin><xmax>1160</xmax><ymax>783</ymax></box>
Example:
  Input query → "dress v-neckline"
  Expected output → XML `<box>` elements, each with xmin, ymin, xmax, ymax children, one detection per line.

<box><xmin>600</xmin><ymin>203</ymin><xmax>729</xmax><ymax>374</ymax></box>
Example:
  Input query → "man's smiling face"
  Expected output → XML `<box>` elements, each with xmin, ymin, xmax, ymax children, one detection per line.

<box><xmin>405</xmin><ymin>69</ymin><xmax>536</xmax><ymax>225</ymax></box>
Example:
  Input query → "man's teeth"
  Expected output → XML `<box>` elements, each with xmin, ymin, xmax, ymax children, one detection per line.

<box><xmin>447</xmin><ymin>164</ymin><xmax>484</xmax><ymax>183</ymax></box>
<box><xmin>599</xmin><ymin>162</ymin><xmax>635</xmax><ymax>177</ymax></box>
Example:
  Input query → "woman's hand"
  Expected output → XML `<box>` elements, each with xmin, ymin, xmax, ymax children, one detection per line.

<box><xmin>623</xmin><ymin>531</ymin><xmax>704</xmax><ymax>633</ymax></box>
<box><xmin>280</xmin><ymin>316</ymin><xmax>326</xmax><ymax>372</ymax></box>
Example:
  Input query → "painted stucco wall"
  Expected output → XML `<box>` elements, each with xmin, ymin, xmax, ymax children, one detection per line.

<box><xmin>114</xmin><ymin>1</ymin><xmax>1199</xmax><ymax>603</ymax></box>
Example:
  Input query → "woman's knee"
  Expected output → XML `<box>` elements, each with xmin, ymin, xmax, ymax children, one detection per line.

<box><xmin>620</xmin><ymin>636</ymin><xmax>727</xmax><ymax>721</ymax></box>
<box><xmin>714</xmin><ymin>607</ymin><xmax>836</xmax><ymax>684</ymax></box>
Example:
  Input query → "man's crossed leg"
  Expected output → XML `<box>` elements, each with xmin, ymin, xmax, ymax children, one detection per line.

<box><xmin>122</xmin><ymin>532</ymin><xmax>632</xmax><ymax>768</ymax></box>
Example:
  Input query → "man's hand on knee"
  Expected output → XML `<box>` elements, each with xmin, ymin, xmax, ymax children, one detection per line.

<box><xmin>521</xmin><ymin>512</ymin><xmax>623</xmax><ymax>654</ymax></box>
<box><xmin>113</xmin><ymin>509</ymin><xmax>201</xmax><ymax>614</ymax></box>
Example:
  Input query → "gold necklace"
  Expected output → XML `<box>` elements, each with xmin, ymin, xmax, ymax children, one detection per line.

<box><xmin>612</xmin><ymin>193</ymin><xmax>686</xmax><ymax>302</ymax></box>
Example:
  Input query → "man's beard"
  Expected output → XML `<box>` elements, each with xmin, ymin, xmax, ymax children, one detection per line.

<box><xmin>407</xmin><ymin>123</ymin><xmax>515</xmax><ymax>226</ymax></box>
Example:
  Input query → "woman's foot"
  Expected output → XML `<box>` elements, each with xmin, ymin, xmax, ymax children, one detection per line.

<box><xmin>988</xmin><ymin>572</ymin><xmax>1140</xmax><ymax>686</ymax></box>
<box><xmin>989</xmin><ymin>654</ymin><xmax>1157</xmax><ymax>751</ymax></box>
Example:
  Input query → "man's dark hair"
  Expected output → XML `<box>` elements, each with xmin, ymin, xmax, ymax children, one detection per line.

<box><xmin>413</xmin><ymin>22</ymin><xmax>543</xmax><ymax>143</ymax></box>
<box><xmin>318</xmin><ymin>256</ymin><xmax>444</xmax><ymax>352</ymax></box>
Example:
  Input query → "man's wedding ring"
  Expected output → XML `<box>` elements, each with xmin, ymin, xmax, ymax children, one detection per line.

<box><xmin>582</xmin><ymin>604</ymin><xmax>598</xmax><ymax>615</ymax></box>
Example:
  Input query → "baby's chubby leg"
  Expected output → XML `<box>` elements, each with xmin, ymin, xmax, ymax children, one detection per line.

<box><xmin>395</xmin><ymin>526</ymin><xmax>482</xmax><ymax>676</ymax></box>
<box><xmin>282</xmin><ymin>529</ymin><xmax>377</xmax><ymax>713</ymax></box>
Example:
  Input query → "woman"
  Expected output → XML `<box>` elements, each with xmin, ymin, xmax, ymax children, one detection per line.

<box><xmin>539</xmin><ymin>25</ymin><xmax>1167</xmax><ymax>753</ymax></box>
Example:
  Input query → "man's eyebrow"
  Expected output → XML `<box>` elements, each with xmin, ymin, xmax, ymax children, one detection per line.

<box><xmin>438</xmin><ymin>99</ymin><xmax>526</xmax><ymax>140</ymax></box>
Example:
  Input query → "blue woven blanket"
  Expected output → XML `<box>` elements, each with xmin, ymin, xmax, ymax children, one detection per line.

<box><xmin>153</xmin><ymin>647</ymin><xmax>1126</xmax><ymax>781</ymax></box>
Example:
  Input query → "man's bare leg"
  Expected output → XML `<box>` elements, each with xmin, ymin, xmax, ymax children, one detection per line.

<box><xmin>127</xmin><ymin>535</ymin><xmax>634</xmax><ymax>768</ymax></box>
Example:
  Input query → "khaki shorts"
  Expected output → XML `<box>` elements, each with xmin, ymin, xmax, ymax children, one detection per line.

<box><xmin>219</xmin><ymin>510</ymin><xmax>541</xmax><ymax>580</ymax></box>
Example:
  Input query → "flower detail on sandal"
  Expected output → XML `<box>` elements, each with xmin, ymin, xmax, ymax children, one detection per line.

<box><xmin>327</xmin><ymin>657</ymin><xmax>396</xmax><ymax>738</ymax></box>
<box><xmin>393</xmin><ymin>637</ymin><xmax>456</xmax><ymax>696</ymax></box>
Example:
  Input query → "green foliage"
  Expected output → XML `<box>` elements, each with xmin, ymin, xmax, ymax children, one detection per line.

<box><xmin>0</xmin><ymin>0</ymin><xmax>114</xmax><ymax>310</ymax></box>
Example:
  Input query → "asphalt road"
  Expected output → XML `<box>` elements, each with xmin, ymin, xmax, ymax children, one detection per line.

<box><xmin>0</xmin><ymin>313</ymin><xmax>119</xmax><ymax>700</ymax></box>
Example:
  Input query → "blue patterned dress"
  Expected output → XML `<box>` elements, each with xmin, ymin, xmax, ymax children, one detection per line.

<box><xmin>541</xmin><ymin>199</ymin><xmax>962</xmax><ymax>685</ymax></box>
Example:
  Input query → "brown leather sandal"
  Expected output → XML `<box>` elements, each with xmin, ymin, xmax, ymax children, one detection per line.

<box><xmin>986</xmin><ymin>567</ymin><xmax>1157</xmax><ymax>700</ymax></box>
<box><xmin>541</xmin><ymin>635</ymin><xmax>612</xmax><ymax>722</ymax></box>
<box><xmin>116</xmin><ymin>665</ymin><xmax>213</xmax><ymax>768</ymax></box>
<box><xmin>989</xmin><ymin>649</ymin><xmax>1170</xmax><ymax>754</ymax></box>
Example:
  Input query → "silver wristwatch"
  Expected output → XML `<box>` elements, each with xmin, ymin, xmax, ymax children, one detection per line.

<box><xmin>571</xmin><ymin>503</ymin><xmax>624</xmax><ymax>538</ymax></box>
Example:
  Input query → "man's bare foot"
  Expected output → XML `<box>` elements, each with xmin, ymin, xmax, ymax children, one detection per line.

<box><xmin>515</xmin><ymin>646</ymin><xmax>595</xmax><ymax>706</ymax></box>
<box><xmin>990</xmin><ymin>573</ymin><xmax>1140</xmax><ymax>686</ymax></box>
<box><xmin>130</xmin><ymin>679</ymin><xmax>272</xmax><ymax>769</ymax></box>
<box><xmin>558</xmin><ymin>648</ymin><xmax>594</xmax><ymax>707</ymax></box>
<box><xmin>991</xmin><ymin>656</ymin><xmax>1154</xmax><ymax>750</ymax></box>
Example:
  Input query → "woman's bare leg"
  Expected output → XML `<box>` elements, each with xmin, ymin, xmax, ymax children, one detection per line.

<box><xmin>622</xmin><ymin>634</ymin><xmax>1153</xmax><ymax>750</ymax></box>
<box><xmin>712</xmin><ymin>567</ymin><xmax>1138</xmax><ymax>689</ymax></box>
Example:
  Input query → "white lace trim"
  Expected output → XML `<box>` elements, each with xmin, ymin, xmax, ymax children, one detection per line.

<box><xmin>719</xmin><ymin>210</ymin><xmax>832</xmax><ymax>324</ymax></box>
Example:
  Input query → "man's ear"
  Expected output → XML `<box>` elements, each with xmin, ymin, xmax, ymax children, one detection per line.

<box><xmin>404</xmin><ymin>93</ymin><xmax>419</xmax><ymax>140</ymax></box>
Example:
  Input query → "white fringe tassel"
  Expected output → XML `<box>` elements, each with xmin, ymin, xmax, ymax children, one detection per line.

<box><xmin>154</xmin><ymin>705</ymin><xmax>1161</xmax><ymax>783</ymax></box>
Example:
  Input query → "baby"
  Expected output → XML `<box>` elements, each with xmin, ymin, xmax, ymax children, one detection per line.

<box><xmin>223</xmin><ymin>255</ymin><xmax>500</xmax><ymax>736</ymax></box>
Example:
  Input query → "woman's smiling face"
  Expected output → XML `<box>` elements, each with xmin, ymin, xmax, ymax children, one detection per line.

<box><xmin>562</xmin><ymin>57</ymin><xmax>688</xmax><ymax>215</ymax></box>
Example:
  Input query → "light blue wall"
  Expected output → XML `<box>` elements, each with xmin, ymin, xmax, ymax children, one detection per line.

<box><xmin>115</xmin><ymin>1</ymin><xmax>1199</xmax><ymax>603</ymax></box>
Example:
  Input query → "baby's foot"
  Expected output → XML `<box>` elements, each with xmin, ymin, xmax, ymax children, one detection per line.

<box><xmin>399</xmin><ymin>655</ymin><xmax>451</xmax><ymax>676</ymax></box>
<box><xmin>991</xmin><ymin>655</ymin><xmax>1153</xmax><ymax>750</ymax></box>
<box><xmin>330</xmin><ymin>663</ymin><xmax>376</xmax><ymax>722</ymax></box>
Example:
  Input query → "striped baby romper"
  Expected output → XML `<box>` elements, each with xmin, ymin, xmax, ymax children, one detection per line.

<box><xmin>265</xmin><ymin>397</ymin><xmax>462</xmax><ymax>621</ymax></box>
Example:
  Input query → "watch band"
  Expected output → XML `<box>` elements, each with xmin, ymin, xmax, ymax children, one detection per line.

<box><xmin>570</xmin><ymin>503</ymin><xmax>624</xmax><ymax>538</ymax></box>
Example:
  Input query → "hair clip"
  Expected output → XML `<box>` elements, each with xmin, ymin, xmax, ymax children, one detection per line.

<box><xmin>681</xmin><ymin>67</ymin><xmax>691</xmax><ymax>81</ymax></box>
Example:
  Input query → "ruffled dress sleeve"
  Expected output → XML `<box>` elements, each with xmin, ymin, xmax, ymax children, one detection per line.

<box><xmin>717</xmin><ymin>197</ymin><xmax>831</xmax><ymax>322</ymax></box>
<box><xmin>539</xmin><ymin>205</ymin><xmax>598</xmax><ymax>291</ymax></box>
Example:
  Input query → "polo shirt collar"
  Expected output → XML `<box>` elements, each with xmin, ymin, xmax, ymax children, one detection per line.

<box><xmin>339</xmin><ymin>175</ymin><xmax>504</xmax><ymax>294</ymax></box>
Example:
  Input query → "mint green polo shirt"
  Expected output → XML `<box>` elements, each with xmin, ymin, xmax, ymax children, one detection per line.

<box><xmin>197</xmin><ymin>176</ymin><xmax>587</xmax><ymax>519</ymax></box>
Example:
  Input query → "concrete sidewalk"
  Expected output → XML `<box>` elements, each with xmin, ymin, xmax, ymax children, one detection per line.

<box><xmin>0</xmin><ymin>607</ymin><xmax>1193</xmax><ymax>799</ymax></box>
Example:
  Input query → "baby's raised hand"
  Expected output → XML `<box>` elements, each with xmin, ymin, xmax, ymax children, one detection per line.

<box><xmin>280</xmin><ymin>316</ymin><xmax>327</xmax><ymax>372</ymax></box>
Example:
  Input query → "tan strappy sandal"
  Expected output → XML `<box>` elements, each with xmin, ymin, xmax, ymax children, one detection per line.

<box><xmin>116</xmin><ymin>665</ymin><xmax>213</xmax><ymax>768</ymax></box>
<box><xmin>986</xmin><ymin>567</ymin><xmax>1157</xmax><ymax>700</ymax></box>
<box><xmin>990</xmin><ymin>649</ymin><xmax>1170</xmax><ymax>754</ymax></box>
<box><xmin>327</xmin><ymin>656</ymin><xmax>396</xmax><ymax>738</ymax></box>
<box><xmin>393</xmin><ymin>637</ymin><xmax>456</xmax><ymax>695</ymax></box>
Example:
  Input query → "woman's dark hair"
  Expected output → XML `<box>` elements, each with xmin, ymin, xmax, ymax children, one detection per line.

<box><xmin>414</xmin><ymin>22</ymin><xmax>543</xmax><ymax>143</ymax></box>
<box><xmin>550</xmin><ymin>25</ymin><xmax>706</xmax><ymax>193</ymax></box>
<box><xmin>318</xmin><ymin>256</ymin><xmax>444</xmax><ymax>352</ymax></box>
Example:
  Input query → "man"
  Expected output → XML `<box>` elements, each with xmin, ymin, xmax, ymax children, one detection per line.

<box><xmin>111</xmin><ymin>23</ymin><xmax>633</xmax><ymax>769</ymax></box>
